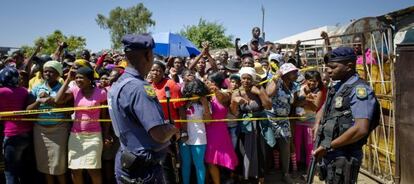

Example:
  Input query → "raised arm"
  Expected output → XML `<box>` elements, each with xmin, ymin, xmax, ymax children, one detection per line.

<box><xmin>188</xmin><ymin>48</ymin><xmax>205</xmax><ymax>70</ymax></box>
<box><xmin>204</xmin><ymin>49</ymin><xmax>217</xmax><ymax>71</ymax></box>
<box><xmin>52</xmin><ymin>42</ymin><xmax>67</xmax><ymax>61</ymax></box>
<box><xmin>54</xmin><ymin>69</ymin><xmax>75</xmax><ymax>104</ymax></box>
<box><xmin>294</xmin><ymin>40</ymin><xmax>302</xmax><ymax>67</ymax></box>
<box><xmin>235</xmin><ymin>38</ymin><xmax>242</xmax><ymax>57</ymax></box>
<box><xmin>266</xmin><ymin>73</ymin><xmax>281</xmax><ymax>97</ymax></box>
<box><xmin>23</xmin><ymin>44</ymin><xmax>42</xmax><ymax>75</ymax></box>
<box><xmin>321</xmin><ymin>31</ymin><xmax>332</xmax><ymax>53</ymax></box>
<box><xmin>212</xmin><ymin>86</ymin><xmax>230</xmax><ymax>107</ymax></box>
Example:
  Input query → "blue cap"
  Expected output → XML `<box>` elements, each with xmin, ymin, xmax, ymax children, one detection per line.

<box><xmin>122</xmin><ymin>34</ymin><xmax>155</xmax><ymax>51</ymax></box>
<box><xmin>325</xmin><ymin>47</ymin><xmax>357</xmax><ymax>62</ymax></box>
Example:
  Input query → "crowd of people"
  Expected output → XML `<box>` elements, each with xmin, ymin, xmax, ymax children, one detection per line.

<box><xmin>0</xmin><ymin>26</ymin><xmax>379</xmax><ymax>184</ymax></box>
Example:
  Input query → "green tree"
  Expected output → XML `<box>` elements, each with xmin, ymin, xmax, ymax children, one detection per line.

<box><xmin>96</xmin><ymin>3</ymin><xmax>156</xmax><ymax>49</ymax></box>
<box><xmin>21</xmin><ymin>30</ymin><xmax>86</xmax><ymax>57</ymax></box>
<box><xmin>180</xmin><ymin>18</ymin><xmax>233</xmax><ymax>49</ymax></box>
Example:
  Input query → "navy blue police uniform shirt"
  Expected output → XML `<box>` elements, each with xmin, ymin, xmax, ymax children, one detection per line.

<box><xmin>325</xmin><ymin>74</ymin><xmax>377</xmax><ymax>161</ymax></box>
<box><xmin>108</xmin><ymin>66</ymin><xmax>169</xmax><ymax>153</ymax></box>
<box><xmin>332</xmin><ymin>74</ymin><xmax>377</xmax><ymax>122</ymax></box>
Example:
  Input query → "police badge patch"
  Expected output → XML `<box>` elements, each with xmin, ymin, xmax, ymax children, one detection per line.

<box><xmin>335</xmin><ymin>96</ymin><xmax>343</xmax><ymax>108</ymax></box>
<box><xmin>356</xmin><ymin>85</ymin><xmax>367</xmax><ymax>99</ymax></box>
<box><xmin>144</xmin><ymin>85</ymin><xmax>157</xmax><ymax>98</ymax></box>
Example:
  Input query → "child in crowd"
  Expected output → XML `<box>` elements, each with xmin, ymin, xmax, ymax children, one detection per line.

<box><xmin>181</xmin><ymin>79</ymin><xmax>211</xmax><ymax>184</ymax></box>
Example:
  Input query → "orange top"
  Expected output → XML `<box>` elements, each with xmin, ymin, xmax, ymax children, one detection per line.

<box><xmin>152</xmin><ymin>78</ymin><xmax>185</xmax><ymax>128</ymax></box>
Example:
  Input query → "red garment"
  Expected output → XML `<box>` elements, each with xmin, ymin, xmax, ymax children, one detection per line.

<box><xmin>95</xmin><ymin>53</ymin><xmax>107</xmax><ymax>70</ymax></box>
<box><xmin>317</xmin><ymin>86</ymin><xmax>328</xmax><ymax>112</ymax></box>
<box><xmin>152</xmin><ymin>78</ymin><xmax>185</xmax><ymax>128</ymax></box>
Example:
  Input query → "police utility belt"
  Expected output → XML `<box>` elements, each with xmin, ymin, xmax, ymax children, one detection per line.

<box><xmin>317</xmin><ymin>156</ymin><xmax>360</xmax><ymax>184</ymax></box>
<box><xmin>121</xmin><ymin>149</ymin><xmax>160</xmax><ymax>173</ymax></box>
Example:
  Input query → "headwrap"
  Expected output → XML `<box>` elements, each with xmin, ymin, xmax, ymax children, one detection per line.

<box><xmin>74</xmin><ymin>59</ymin><xmax>99</xmax><ymax>79</ymax></box>
<box><xmin>104</xmin><ymin>64</ymin><xmax>116</xmax><ymax>70</ymax></box>
<box><xmin>268</xmin><ymin>53</ymin><xmax>285</xmax><ymax>65</ymax></box>
<box><xmin>43</xmin><ymin>60</ymin><xmax>63</xmax><ymax>76</ymax></box>
<box><xmin>76</xmin><ymin>66</ymin><xmax>95</xmax><ymax>82</ymax></box>
<box><xmin>239</xmin><ymin>67</ymin><xmax>257</xmax><ymax>80</ymax></box>
<box><xmin>0</xmin><ymin>66</ymin><xmax>19</xmax><ymax>87</ymax></box>
<box><xmin>279</xmin><ymin>63</ymin><xmax>298</xmax><ymax>76</ymax></box>
<box><xmin>254</xmin><ymin>62</ymin><xmax>267</xmax><ymax>79</ymax></box>
<box><xmin>74</xmin><ymin>59</ymin><xmax>88</xmax><ymax>67</ymax></box>
<box><xmin>117</xmin><ymin>59</ymin><xmax>128</xmax><ymax>69</ymax></box>
<box><xmin>229</xmin><ymin>74</ymin><xmax>241</xmax><ymax>81</ymax></box>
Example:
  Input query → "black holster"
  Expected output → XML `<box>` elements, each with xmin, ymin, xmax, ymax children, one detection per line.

<box><xmin>317</xmin><ymin>160</ymin><xmax>327</xmax><ymax>181</ymax></box>
<box><xmin>325</xmin><ymin>156</ymin><xmax>360</xmax><ymax>184</ymax></box>
<box><xmin>120</xmin><ymin>149</ymin><xmax>159</xmax><ymax>174</ymax></box>
<box><xmin>119</xmin><ymin>175</ymin><xmax>144</xmax><ymax>184</ymax></box>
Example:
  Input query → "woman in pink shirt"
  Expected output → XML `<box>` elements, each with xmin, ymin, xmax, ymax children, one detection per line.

<box><xmin>55</xmin><ymin>66</ymin><xmax>109</xmax><ymax>184</ymax></box>
<box><xmin>0</xmin><ymin>66</ymin><xmax>36</xmax><ymax>183</ymax></box>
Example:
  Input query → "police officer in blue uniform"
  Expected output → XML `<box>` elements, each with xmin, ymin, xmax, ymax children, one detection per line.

<box><xmin>108</xmin><ymin>34</ymin><xmax>178</xmax><ymax>184</ymax></box>
<box><xmin>312</xmin><ymin>47</ymin><xmax>380</xmax><ymax>184</ymax></box>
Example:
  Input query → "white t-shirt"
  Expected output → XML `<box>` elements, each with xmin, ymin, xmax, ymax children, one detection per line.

<box><xmin>185</xmin><ymin>103</ymin><xmax>207</xmax><ymax>145</ymax></box>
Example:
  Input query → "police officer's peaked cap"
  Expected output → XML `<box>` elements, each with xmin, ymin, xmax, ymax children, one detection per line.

<box><xmin>122</xmin><ymin>34</ymin><xmax>155</xmax><ymax>51</ymax></box>
<box><xmin>324</xmin><ymin>46</ymin><xmax>357</xmax><ymax>63</ymax></box>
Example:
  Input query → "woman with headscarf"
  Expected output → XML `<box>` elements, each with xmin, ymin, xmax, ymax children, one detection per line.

<box><xmin>230</xmin><ymin>67</ymin><xmax>274</xmax><ymax>184</ymax></box>
<box><xmin>73</xmin><ymin>59</ymin><xmax>99</xmax><ymax>78</ymax></box>
<box><xmin>0</xmin><ymin>66</ymin><xmax>36</xmax><ymax>183</ymax></box>
<box><xmin>55</xmin><ymin>66</ymin><xmax>109</xmax><ymax>184</ymax></box>
<box><xmin>27</xmin><ymin>60</ymin><xmax>70</xmax><ymax>184</ymax></box>
<box><xmin>265</xmin><ymin>63</ymin><xmax>300</xmax><ymax>184</ymax></box>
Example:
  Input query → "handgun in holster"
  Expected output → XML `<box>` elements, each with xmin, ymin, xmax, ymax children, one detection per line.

<box><xmin>326</xmin><ymin>156</ymin><xmax>360</xmax><ymax>184</ymax></box>
<box><xmin>120</xmin><ymin>150</ymin><xmax>158</xmax><ymax>174</ymax></box>
<box><xmin>317</xmin><ymin>160</ymin><xmax>327</xmax><ymax>181</ymax></box>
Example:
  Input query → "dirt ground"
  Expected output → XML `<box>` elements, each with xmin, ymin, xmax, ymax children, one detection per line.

<box><xmin>264</xmin><ymin>171</ymin><xmax>379</xmax><ymax>184</ymax></box>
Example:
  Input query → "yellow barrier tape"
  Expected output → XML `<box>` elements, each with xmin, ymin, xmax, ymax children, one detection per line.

<box><xmin>0</xmin><ymin>116</ymin><xmax>307</xmax><ymax>123</ymax></box>
<box><xmin>158</xmin><ymin>94</ymin><xmax>215</xmax><ymax>103</ymax></box>
<box><xmin>0</xmin><ymin>66</ymin><xmax>320</xmax><ymax>117</ymax></box>
<box><xmin>0</xmin><ymin>118</ymin><xmax>112</xmax><ymax>122</ymax></box>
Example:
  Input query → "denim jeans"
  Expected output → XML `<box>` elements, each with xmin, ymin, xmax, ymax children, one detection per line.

<box><xmin>3</xmin><ymin>132</ymin><xmax>36</xmax><ymax>184</ymax></box>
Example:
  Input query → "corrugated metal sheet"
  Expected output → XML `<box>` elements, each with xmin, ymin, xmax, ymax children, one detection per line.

<box><xmin>395</xmin><ymin>43</ymin><xmax>414</xmax><ymax>184</ymax></box>
<box><xmin>275</xmin><ymin>26</ymin><xmax>337</xmax><ymax>45</ymax></box>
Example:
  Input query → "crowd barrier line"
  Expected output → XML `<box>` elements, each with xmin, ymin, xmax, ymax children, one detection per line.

<box><xmin>0</xmin><ymin>116</ymin><xmax>308</xmax><ymax>123</ymax></box>
<box><xmin>0</xmin><ymin>66</ymin><xmax>319</xmax><ymax>117</ymax></box>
